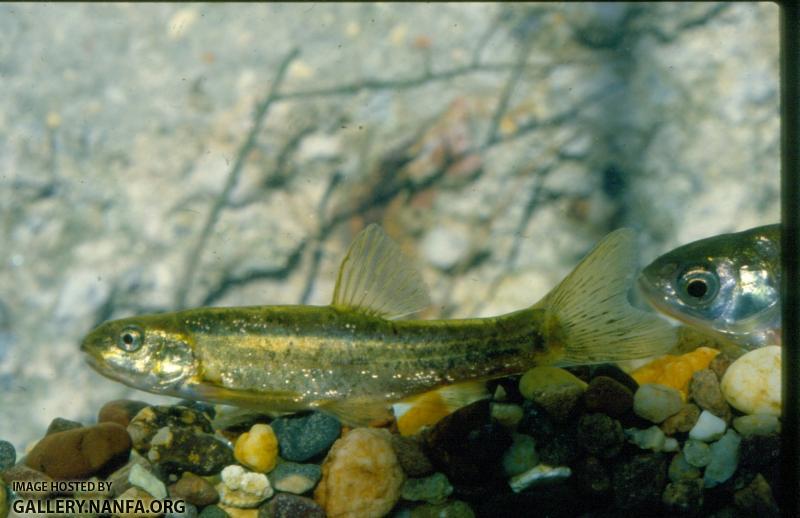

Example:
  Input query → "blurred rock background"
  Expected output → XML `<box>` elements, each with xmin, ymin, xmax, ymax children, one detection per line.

<box><xmin>0</xmin><ymin>3</ymin><xmax>778</xmax><ymax>450</ymax></box>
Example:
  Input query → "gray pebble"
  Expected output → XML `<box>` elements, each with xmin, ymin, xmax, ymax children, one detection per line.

<box><xmin>271</xmin><ymin>412</ymin><xmax>341</xmax><ymax>462</ymax></box>
<box><xmin>0</xmin><ymin>440</ymin><xmax>16</xmax><ymax>470</ymax></box>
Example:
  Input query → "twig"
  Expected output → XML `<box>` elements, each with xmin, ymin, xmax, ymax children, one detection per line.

<box><xmin>484</xmin><ymin>35</ymin><xmax>536</xmax><ymax>146</ymax></box>
<box><xmin>174</xmin><ymin>48</ymin><xmax>300</xmax><ymax>308</ymax></box>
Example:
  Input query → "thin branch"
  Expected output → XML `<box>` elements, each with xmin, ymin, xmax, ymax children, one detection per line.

<box><xmin>484</xmin><ymin>35</ymin><xmax>536</xmax><ymax>146</ymax></box>
<box><xmin>174</xmin><ymin>48</ymin><xmax>300</xmax><ymax>308</ymax></box>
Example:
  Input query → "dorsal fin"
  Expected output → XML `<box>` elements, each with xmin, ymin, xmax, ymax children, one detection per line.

<box><xmin>331</xmin><ymin>224</ymin><xmax>431</xmax><ymax>319</ymax></box>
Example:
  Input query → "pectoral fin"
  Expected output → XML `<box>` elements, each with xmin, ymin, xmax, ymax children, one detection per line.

<box><xmin>331</xmin><ymin>223</ymin><xmax>431</xmax><ymax>319</ymax></box>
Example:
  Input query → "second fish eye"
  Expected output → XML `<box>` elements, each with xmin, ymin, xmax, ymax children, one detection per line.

<box><xmin>677</xmin><ymin>267</ymin><xmax>719</xmax><ymax>305</ymax></box>
<box><xmin>118</xmin><ymin>326</ymin><xmax>144</xmax><ymax>352</ymax></box>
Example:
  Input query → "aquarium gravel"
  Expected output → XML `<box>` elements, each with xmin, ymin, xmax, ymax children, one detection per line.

<box><xmin>0</xmin><ymin>350</ymin><xmax>783</xmax><ymax>517</ymax></box>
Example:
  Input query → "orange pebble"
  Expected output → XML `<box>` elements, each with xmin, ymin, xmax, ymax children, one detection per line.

<box><xmin>631</xmin><ymin>347</ymin><xmax>720</xmax><ymax>399</ymax></box>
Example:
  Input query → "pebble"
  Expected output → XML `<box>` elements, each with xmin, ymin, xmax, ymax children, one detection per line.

<box><xmin>390</xmin><ymin>434</ymin><xmax>434</xmax><ymax>477</ymax></box>
<box><xmin>612</xmin><ymin>453</ymin><xmax>667</xmax><ymax>509</ymax></box>
<box><xmin>0</xmin><ymin>464</ymin><xmax>54</xmax><ymax>498</ymax></box>
<box><xmin>583</xmin><ymin>376</ymin><xmax>633</xmax><ymax>417</ymax></box>
<box><xmin>219</xmin><ymin>504</ymin><xmax>258</xmax><ymax>518</ymax></box>
<box><xmin>128</xmin><ymin>405</ymin><xmax>214</xmax><ymax>452</ymax></box>
<box><xmin>424</xmin><ymin>400</ymin><xmax>511</xmax><ymax>485</ymax></box>
<box><xmin>682</xmin><ymin>439</ymin><xmax>712</xmax><ymax>468</ymax></box>
<box><xmin>198</xmin><ymin>505</ymin><xmax>230</xmax><ymax>518</ymax></box>
<box><xmin>633</xmin><ymin>384</ymin><xmax>683</xmax><ymax>424</ymax></box>
<box><xmin>668</xmin><ymin>452</ymin><xmax>700</xmax><ymax>483</ymax></box>
<box><xmin>577</xmin><ymin>413</ymin><xmax>623</xmax><ymax>458</ymax></box>
<box><xmin>689</xmin><ymin>369</ymin><xmax>731</xmax><ymax>421</ymax></box>
<box><xmin>631</xmin><ymin>347</ymin><xmax>719</xmax><ymax>398</ymax></box>
<box><xmin>502</xmin><ymin>433</ymin><xmax>538</xmax><ymax>476</ymax></box>
<box><xmin>704</xmin><ymin>429</ymin><xmax>741</xmax><ymax>488</ymax></box>
<box><xmin>625</xmin><ymin>426</ymin><xmax>665</xmax><ymax>452</ymax></box>
<box><xmin>590</xmin><ymin>364</ymin><xmax>639</xmax><ymax>393</ymax></box>
<box><xmin>490</xmin><ymin>402</ymin><xmax>524</xmax><ymax>428</ymax></box>
<box><xmin>1</xmin><ymin>482</ymin><xmax>6</xmax><ymax>518</ymax></box>
<box><xmin>733</xmin><ymin>473</ymin><xmax>780</xmax><ymax>516</ymax></box>
<box><xmin>234</xmin><ymin>424</ymin><xmax>279</xmax><ymax>473</ymax></box>
<box><xmin>537</xmin><ymin>424</ymin><xmax>579</xmax><ymax>466</ymax></box>
<box><xmin>268</xmin><ymin>461</ymin><xmax>321</xmax><ymax>495</ymax></box>
<box><xmin>98</xmin><ymin>399</ymin><xmax>151</xmax><ymax>428</ymax></box>
<box><xmin>25</xmin><ymin>422</ymin><xmax>131</xmax><ymax>479</ymax></box>
<box><xmin>258</xmin><ymin>493</ymin><xmax>325</xmax><ymax>518</ymax></box>
<box><xmin>509</xmin><ymin>463</ymin><xmax>572</xmax><ymax>493</ymax></box>
<box><xmin>409</xmin><ymin>500</ymin><xmax>475</xmax><ymax>518</ymax></box>
<box><xmin>129</xmin><ymin>462</ymin><xmax>167</xmax><ymax>499</ymax></box>
<box><xmin>518</xmin><ymin>367</ymin><xmax>586</xmax><ymax>422</ymax></box>
<box><xmin>732</xmin><ymin>414</ymin><xmax>780</xmax><ymax>437</ymax></box>
<box><xmin>169</xmin><ymin>471</ymin><xmax>219</xmax><ymax>506</ymax></box>
<box><xmin>217</xmin><ymin>465</ymin><xmax>273</xmax><ymax>509</ymax></box>
<box><xmin>0</xmin><ymin>441</ymin><xmax>15</xmax><ymax>471</ymax></box>
<box><xmin>401</xmin><ymin>472</ymin><xmax>453</xmax><ymax>504</ymax></box>
<box><xmin>709</xmin><ymin>353</ymin><xmax>733</xmax><ymax>380</ymax></box>
<box><xmin>270</xmin><ymin>412</ymin><xmax>341</xmax><ymax>462</ymax></box>
<box><xmin>115</xmin><ymin>486</ymin><xmax>161</xmax><ymax>517</ymax></box>
<box><xmin>660</xmin><ymin>403</ymin><xmax>701</xmax><ymax>435</ymax></box>
<box><xmin>661</xmin><ymin>479</ymin><xmax>704</xmax><ymax>515</ymax></box>
<box><xmin>688</xmin><ymin>410</ymin><xmax>727</xmax><ymax>442</ymax></box>
<box><xmin>314</xmin><ymin>428</ymin><xmax>404</xmax><ymax>518</ymax></box>
<box><xmin>45</xmin><ymin>417</ymin><xmax>83</xmax><ymax>436</ymax></box>
<box><xmin>167</xmin><ymin>501</ymin><xmax>199</xmax><ymax>518</ymax></box>
<box><xmin>720</xmin><ymin>345</ymin><xmax>781</xmax><ymax>416</ymax></box>
<box><xmin>147</xmin><ymin>426</ymin><xmax>234</xmax><ymax>475</ymax></box>
<box><xmin>107</xmin><ymin>451</ymin><xmax>153</xmax><ymax>497</ymax></box>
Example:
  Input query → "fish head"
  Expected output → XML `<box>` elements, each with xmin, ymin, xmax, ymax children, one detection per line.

<box><xmin>638</xmin><ymin>225</ymin><xmax>781</xmax><ymax>347</ymax></box>
<box><xmin>81</xmin><ymin>314</ymin><xmax>199</xmax><ymax>393</ymax></box>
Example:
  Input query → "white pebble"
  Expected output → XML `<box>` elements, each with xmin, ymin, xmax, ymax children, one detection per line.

<box><xmin>625</xmin><ymin>426</ymin><xmax>666</xmax><ymax>452</ymax></box>
<box><xmin>720</xmin><ymin>345</ymin><xmax>781</xmax><ymax>416</ymax></box>
<box><xmin>689</xmin><ymin>410</ymin><xmax>727</xmax><ymax>442</ymax></box>
<box><xmin>509</xmin><ymin>464</ymin><xmax>571</xmax><ymax>493</ymax></box>
<box><xmin>128</xmin><ymin>463</ymin><xmax>167</xmax><ymax>499</ymax></box>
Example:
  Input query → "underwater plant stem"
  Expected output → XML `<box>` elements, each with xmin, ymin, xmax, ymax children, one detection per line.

<box><xmin>175</xmin><ymin>48</ymin><xmax>300</xmax><ymax>309</ymax></box>
<box><xmin>780</xmin><ymin>3</ymin><xmax>800</xmax><ymax>515</ymax></box>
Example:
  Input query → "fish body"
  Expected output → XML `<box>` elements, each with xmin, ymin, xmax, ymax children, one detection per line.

<box><xmin>82</xmin><ymin>224</ymin><xmax>675</xmax><ymax>425</ymax></box>
<box><xmin>638</xmin><ymin>224</ymin><xmax>780</xmax><ymax>350</ymax></box>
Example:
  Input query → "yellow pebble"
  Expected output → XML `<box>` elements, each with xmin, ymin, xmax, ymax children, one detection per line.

<box><xmin>219</xmin><ymin>504</ymin><xmax>258</xmax><ymax>518</ymax></box>
<box><xmin>631</xmin><ymin>347</ymin><xmax>719</xmax><ymax>399</ymax></box>
<box><xmin>519</xmin><ymin>366</ymin><xmax>587</xmax><ymax>401</ymax></box>
<box><xmin>234</xmin><ymin>424</ymin><xmax>279</xmax><ymax>473</ymax></box>
<box><xmin>396</xmin><ymin>391</ymin><xmax>450</xmax><ymax>436</ymax></box>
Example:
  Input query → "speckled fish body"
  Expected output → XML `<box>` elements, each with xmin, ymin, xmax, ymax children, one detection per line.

<box><xmin>82</xmin><ymin>224</ymin><xmax>675</xmax><ymax>425</ymax></box>
<box><xmin>638</xmin><ymin>224</ymin><xmax>780</xmax><ymax>350</ymax></box>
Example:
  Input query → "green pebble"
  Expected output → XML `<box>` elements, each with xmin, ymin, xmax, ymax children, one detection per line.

<box><xmin>410</xmin><ymin>500</ymin><xmax>476</xmax><ymax>518</ymax></box>
<box><xmin>682</xmin><ymin>439</ymin><xmax>711</xmax><ymax>468</ymax></box>
<box><xmin>502</xmin><ymin>433</ymin><xmax>538</xmax><ymax>476</ymax></box>
<box><xmin>198</xmin><ymin>505</ymin><xmax>229</xmax><ymax>518</ymax></box>
<box><xmin>401</xmin><ymin>472</ymin><xmax>453</xmax><ymax>505</ymax></box>
<box><xmin>519</xmin><ymin>367</ymin><xmax>586</xmax><ymax>400</ymax></box>
<box><xmin>668</xmin><ymin>452</ymin><xmax>701</xmax><ymax>483</ymax></box>
<box><xmin>268</xmin><ymin>462</ymin><xmax>321</xmax><ymax>494</ymax></box>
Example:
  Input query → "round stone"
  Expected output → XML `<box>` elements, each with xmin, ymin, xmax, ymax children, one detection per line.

<box><xmin>270</xmin><ymin>412</ymin><xmax>341</xmax><ymax>463</ymax></box>
<box><xmin>721</xmin><ymin>345</ymin><xmax>781</xmax><ymax>416</ymax></box>
<box><xmin>234</xmin><ymin>424</ymin><xmax>279</xmax><ymax>473</ymax></box>
<box><xmin>633</xmin><ymin>384</ymin><xmax>683</xmax><ymax>424</ymax></box>
<box><xmin>267</xmin><ymin>462</ymin><xmax>321</xmax><ymax>495</ymax></box>
<box><xmin>0</xmin><ymin>440</ymin><xmax>16</xmax><ymax>471</ymax></box>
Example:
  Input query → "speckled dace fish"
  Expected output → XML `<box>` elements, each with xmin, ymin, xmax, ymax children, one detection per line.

<box><xmin>638</xmin><ymin>224</ymin><xmax>781</xmax><ymax>350</ymax></box>
<box><xmin>82</xmin><ymin>224</ymin><xmax>675</xmax><ymax>425</ymax></box>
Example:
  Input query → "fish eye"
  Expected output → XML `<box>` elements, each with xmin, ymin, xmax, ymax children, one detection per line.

<box><xmin>677</xmin><ymin>266</ymin><xmax>719</xmax><ymax>305</ymax></box>
<box><xmin>118</xmin><ymin>326</ymin><xmax>144</xmax><ymax>352</ymax></box>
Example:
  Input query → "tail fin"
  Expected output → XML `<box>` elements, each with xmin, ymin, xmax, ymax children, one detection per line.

<box><xmin>537</xmin><ymin>229</ymin><xmax>677</xmax><ymax>365</ymax></box>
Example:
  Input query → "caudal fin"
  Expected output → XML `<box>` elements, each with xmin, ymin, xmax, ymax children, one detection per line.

<box><xmin>537</xmin><ymin>229</ymin><xmax>676</xmax><ymax>365</ymax></box>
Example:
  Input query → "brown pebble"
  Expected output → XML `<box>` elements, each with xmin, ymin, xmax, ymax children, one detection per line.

<box><xmin>689</xmin><ymin>369</ymin><xmax>731</xmax><ymax>423</ymax></box>
<box><xmin>98</xmin><ymin>399</ymin><xmax>150</xmax><ymax>428</ymax></box>
<box><xmin>390</xmin><ymin>434</ymin><xmax>434</xmax><ymax>477</ymax></box>
<box><xmin>259</xmin><ymin>493</ymin><xmax>325</xmax><ymax>518</ymax></box>
<box><xmin>169</xmin><ymin>471</ymin><xmax>219</xmax><ymax>506</ymax></box>
<box><xmin>660</xmin><ymin>404</ymin><xmax>701</xmax><ymax>436</ymax></box>
<box><xmin>709</xmin><ymin>353</ymin><xmax>734</xmax><ymax>380</ymax></box>
<box><xmin>1</xmin><ymin>464</ymin><xmax>54</xmax><ymax>498</ymax></box>
<box><xmin>25</xmin><ymin>422</ymin><xmax>132</xmax><ymax>480</ymax></box>
<box><xmin>583</xmin><ymin>376</ymin><xmax>633</xmax><ymax>417</ymax></box>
